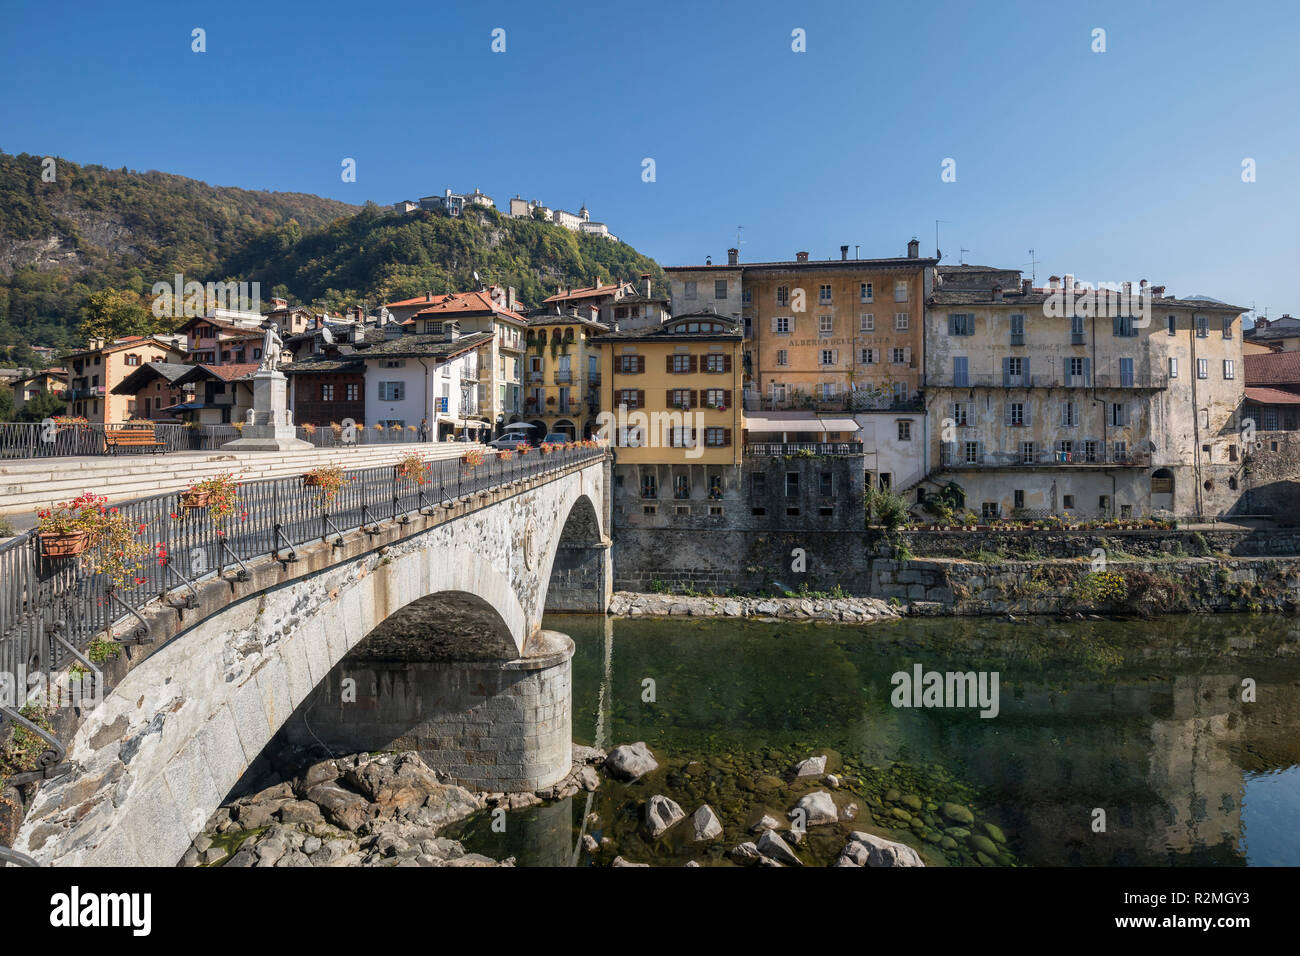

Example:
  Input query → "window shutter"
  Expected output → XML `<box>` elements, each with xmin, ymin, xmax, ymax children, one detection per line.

<box><xmin>636</xmin><ymin>356</ymin><xmax>645</xmax><ymax>374</ymax></box>
<box><xmin>636</xmin><ymin>389</ymin><xmax>645</xmax><ymax>408</ymax></box>
<box><xmin>770</xmin><ymin>316</ymin><xmax>778</xmax><ymax>333</ymax></box>
<box><xmin>949</xmin><ymin>315</ymin><xmax>957</xmax><ymax>335</ymax></box>
<box><xmin>723</xmin><ymin>354</ymin><xmax>732</xmax><ymax>372</ymax></box>
<box><xmin>666</xmin><ymin>388</ymin><xmax>674</xmax><ymax>406</ymax></box>
<box><xmin>1004</xmin><ymin>402</ymin><xmax>1014</xmax><ymax>426</ymax></box>
<box><xmin>688</xmin><ymin>355</ymin><xmax>698</xmax><ymax>373</ymax></box>
<box><xmin>1023</xmin><ymin>400</ymin><xmax>1033</xmax><ymax>427</ymax></box>
<box><xmin>1083</xmin><ymin>357</ymin><xmax>1091</xmax><ymax>385</ymax></box>
<box><xmin>942</xmin><ymin>441</ymin><xmax>956</xmax><ymax>462</ymax></box>
<box><xmin>977</xmin><ymin>441</ymin><xmax>985</xmax><ymax>463</ymax></box>
<box><xmin>1022</xmin><ymin>357</ymin><xmax>1031</xmax><ymax>384</ymax></box>
<box><xmin>1112</xmin><ymin>316</ymin><xmax>1122</xmax><ymax>337</ymax></box>
<box><xmin>666</xmin><ymin>355</ymin><xmax>674</xmax><ymax>374</ymax></box>
<box><xmin>903</xmin><ymin>347</ymin><xmax>912</xmax><ymax>365</ymax></box>
<box><xmin>723</xmin><ymin>389</ymin><xmax>732</xmax><ymax>407</ymax></box>
<box><xmin>691</xmin><ymin>390</ymin><xmax>698</xmax><ymax>409</ymax></box>
<box><xmin>832</xmin><ymin>349</ymin><xmax>840</xmax><ymax>365</ymax></box>
<box><xmin>1002</xmin><ymin>357</ymin><xmax>1011</xmax><ymax>387</ymax></box>
<box><xmin>723</xmin><ymin>428</ymin><xmax>732</xmax><ymax>446</ymax></box>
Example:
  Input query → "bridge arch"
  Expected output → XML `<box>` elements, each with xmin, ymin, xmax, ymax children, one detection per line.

<box><xmin>14</xmin><ymin>461</ymin><xmax>607</xmax><ymax>867</ymax></box>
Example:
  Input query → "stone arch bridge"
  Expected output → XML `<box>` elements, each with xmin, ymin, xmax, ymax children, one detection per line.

<box><xmin>10</xmin><ymin>450</ymin><xmax>609</xmax><ymax>867</ymax></box>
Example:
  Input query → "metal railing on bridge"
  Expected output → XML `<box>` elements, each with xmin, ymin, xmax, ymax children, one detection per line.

<box><xmin>0</xmin><ymin>442</ymin><xmax>606</xmax><ymax>829</ymax></box>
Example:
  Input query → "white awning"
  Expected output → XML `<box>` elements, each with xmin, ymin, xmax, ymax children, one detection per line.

<box><xmin>743</xmin><ymin>411</ymin><xmax>860</xmax><ymax>434</ymax></box>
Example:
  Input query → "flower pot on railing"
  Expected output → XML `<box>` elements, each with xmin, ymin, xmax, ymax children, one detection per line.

<box><xmin>180</xmin><ymin>490</ymin><xmax>211</xmax><ymax>509</ymax></box>
<box><xmin>39</xmin><ymin>530</ymin><xmax>90</xmax><ymax>558</ymax></box>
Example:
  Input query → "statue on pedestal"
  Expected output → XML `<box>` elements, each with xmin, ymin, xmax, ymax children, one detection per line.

<box><xmin>260</xmin><ymin>323</ymin><xmax>283</xmax><ymax>371</ymax></box>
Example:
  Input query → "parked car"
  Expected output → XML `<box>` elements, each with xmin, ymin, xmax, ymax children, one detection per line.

<box><xmin>486</xmin><ymin>435</ymin><xmax>524</xmax><ymax>450</ymax></box>
<box><xmin>542</xmin><ymin>433</ymin><xmax>571</xmax><ymax>445</ymax></box>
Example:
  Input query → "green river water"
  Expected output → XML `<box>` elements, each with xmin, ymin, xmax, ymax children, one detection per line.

<box><xmin>444</xmin><ymin>613</ymin><xmax>1300</xmax><ymax>867</ymax></box>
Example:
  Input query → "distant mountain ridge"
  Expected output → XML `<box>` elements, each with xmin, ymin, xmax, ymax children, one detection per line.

<box><xmin>0</xmin><ymin>151</ymin><xmax>664</xmax><ymax>350</ymax></box>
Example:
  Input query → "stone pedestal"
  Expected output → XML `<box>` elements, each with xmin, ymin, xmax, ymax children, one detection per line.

<box><xmin>221</xmin><ymin>369</ymin><xmax>313</xmax><ymax>451</ymax></box>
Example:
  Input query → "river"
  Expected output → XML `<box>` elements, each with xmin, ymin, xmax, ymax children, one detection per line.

<box><xmin>444</xmin><ymin>613</ymin><xmax>1300</xmax><ymax>866</ymax></box>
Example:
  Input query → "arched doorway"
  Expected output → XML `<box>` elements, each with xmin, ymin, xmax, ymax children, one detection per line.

<box><xmin>1151</xmin><ymin>468</ymin><xmax>1175</xmax><ymax>512</ymax></box>
<box><xmin>552</xmin><ymin>419</ymin><xmax>577</xmax><ymax>441</ymax></box>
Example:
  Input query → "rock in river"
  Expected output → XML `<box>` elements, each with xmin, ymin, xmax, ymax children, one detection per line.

<box><xmin>644</xmin><ymin>795</ymin><xmax>685</xmax><ymax>837</ymax></box>
<box><xmin>940</xmin><ymin>802</ymin><xmax>975</xmax><ymax>825</ymax></box>
<box><xmin>792</xmin><ymin>791</ymin><xmax>838</xmax><ymax>827</ymax></box>
<box><xmin>847</xmin><ymin>831</ymin><xmax>925</xmax><ymax>867</ymax></box>
<box><xmin>793</xmin><ymin>754</ymin><xmax>827</xmax><ymax>777</ymax></box>
<box><xmin>690</xmin><ymin>804</ymin><xmax>723</xmax><ymax>841</ymax></box>
<box><xmin>605</xmin><ymin>742</ymin><xmax>659</xmax><ymax>782</ymax></box>
<box><xmin>756</xmin><ymin>829</ymin><xmax>803</xmax><ymax>866</ymax></box>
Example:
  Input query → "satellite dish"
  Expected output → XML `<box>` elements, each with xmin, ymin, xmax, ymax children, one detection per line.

<box><xmin>473</xmin><ymin>271</ymin><xmax>480</xmax><ymax>285</ymax></box>
<box><xmin>321</xmin><ymin>326</ymin><xmax>334</xmax><ymax>345</ymax></box>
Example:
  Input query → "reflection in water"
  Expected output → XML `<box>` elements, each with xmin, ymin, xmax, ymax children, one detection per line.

<box><xmin>445</xmin><ymin>614</ymin><xmax>1300</xmax><ymax>867</ymax></box>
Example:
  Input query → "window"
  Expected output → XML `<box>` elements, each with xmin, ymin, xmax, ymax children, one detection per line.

<box><xmin>819</xmin><ymin>315</ymin><xmax>833</xmax><ymax>335</ymax></box>
<box><xmin>952</xmin><ymin>356</ymin><xmax>969</xmax><ymax>387</ymax></box>
<box><xmin>776</xmin><ymin>286</ymin><xmax>789</xmax><ymax>306</ymax></box>
<box><xmin>1055</xmin><ymin>440</ymin><xmax>1073</xmax><ymax>461</ymax></box>
<box><xmin>1010</xmin><ymin>314</ymin><xmax>1025</xmax><ymax>345</ymax></box>
<box><xmin>1007</xmin><ymin>356</ymin><xmax>1024</xmax><ymax>385</ymax></box>
<box><xmin>714</xmin><ymin>280</ymin><xmax>728</xmax><ymax>300</ymax></box>
<box><xmin>1168</xmin><ymin>357</ymin><xmax>1178</xmax><ymax>378</ymax></box>
<box><xmin>1223</xmin><ymin>359</ymin><xmax>1235</xmax><ymax>379</ymax></box>
<box><xmin>982</xmin><ymin>502</ymin><xmax>1000</xmax><ymax>520</ymax></box>
<box><xmin>774</xmin><ymin>316</ymin><xmax>791</xmax><ymax>334</ymax></box>
<box><xmin>892</xmin><ymin>381</ymin><xmax>908</xmax><ymax>403</ymax></box>
<box><xmin>674</xmin><ymin>474</ymin><xmax>691</xmax><ymax>499</ymax></box>
<box><xmin>1071</xmin><ymin>315</ymin><xmax>1085</xmax><ymax>344</ymax></box>
<box><xmin>785</xmin><ymin>472</ymin><xmax>800</xmax><ymax>496</ymax></box>
<box><xmin>1021</xmin><ymin>441</ymin><xmax>1036</xmax><ymax>464</ymax></box>
<box><xmin>893</xmin><ymin>280</ymin><xmax>908</xmax><ymax>302</ymax></box>
<box><xmin>379</xmin><ymin>381</ymin><xmax>405</xmax><ymax>401</ymax></box>
<box><xmin>1222</xmin><ymin>317</ymin><xmax>1233</xmax><ymax>339</ymax></box>
<box><xmin>860</xmin><ymin>282</ymin><xmax>873</xmax><ymax>302</ymax></box>
<box><xmin>669</xmin><ymin>388</ymin><xmax>692</xmax><ymax>409</ymax></box>
<box><xmin>1063</xmin><ymin>495</ymin><xmax>1075</xmax><ymax>510</ymax></box>
<box><xmin>891</xmin><ymin>347</ymin><xmax>909</xmax><ymax>365</ymax></box>
<box><xmin>382</xmin><ymin>359</ymin><xmax>406</xmax><ymax>368</ymax></box>
<box><xmin>1113</xmin><ymin>315</ymin><xmax>1136</xmax><ymax>337</ymax></box>
<box><xmin>819</xmin><ymin>284</ymin><xmax>832</xmax><ymax>304</ymax></box>
<box><xmin>125</xmin><ymin>354</ymin><xmax>141</xmax><ymax>366</ymax></box>
<box><xmin>816</xmin><ymin>472</ymin><xmax>833</xmax><ymax>496</ymax></box>
<box><xmin>684</xmin><ymin>281</ymin><xmax>697</xmax><ymax>300</ymax></box>
<box><xmin>751</xmin><ymin>473</ymin><xmax>767</xmax><ymax>497</ymax></box>
<box><xmin>321</xmin><ymin>384</ymin><xmax>335</xmax><ymax>401</ymax></box>
<box><xmin>776</xmin><ymin>349</ymin><xmax>789</xmax><ymax>366</ymax></box>
<box><xmin>951</xmin><ymin>402</ymin><xmax>969</xmax><ymax>427</ymax></box>
<box><xmin>859</xmin><ymin>313</ymin><xmax>875</xmax><ymax>332</ymax></box>
<box><xmin>641</xmin><ymin>473</ymin><xmax>657</xmax><ymax>499</ymax></box>
<box><xmin>897</xmin><ymin>420</ymin><xmax>911</xmax><ymax>441</ymax></box>
<box><xmin>1197</xmin><ymin>358</ymin><xmax>1209</xmax><ymax>379</ymax></box>
<box><xmin>1119</xmin><ymin>357</ymin><xmax>1134</xmax><ymax>387</ymax></box>
<box><xmin>1166</xmin><ymin>315</ymin><xmax>1177</xmax><ymax>335</ymax></box>
<box><xmin>820</xmin><ymin>349</ymin><xmax>837</xmax><ymax>366</ymax></box>
<box><xmin>860</xmin><ymin>347</ymin><xmax>876</xmax><ymax>364</ymax></box>
<box><xmin>1060</xmin><ymin>401</ymin><xmax>1078</xmax><ymax>427</ymax></box>
<box><xmin>616</xmin><ymin>389</ymin><xmax>642</xmax><ymax>408</ymax></box>
<box><xmin>618</xmin><ymin>354</ymin><xmax>644</xmax><ymax>374</ymax></box>
<box><xmin>703</xmin><ymin>353</ymin><xmax>728</xmax><ymax>373</ymax></box>
<box><xmin>704</xmin><ymin>427</ymin><xmax>730</xmax><ymax>447</ymax></box>
<box><xmin>1193</xmin><ymin>315</ymin><xmax>1209</xmax><ymax>337</ymax></box>
<box><xmin>894</xmin><ymin>312</ymin><xmax>909</xmax><ymax>331</ymax></box>
<box><xmin>1083</xmin><ymin>440</ymin><xmax>1099</xmax><ymax>463</ymax></box>
<box><xmin>671</xmin><ymin>354</ymin><xmax>692</xmax><ymax>373</ymax></box>
<box><xmin>948</xmin><ymin>313</ymin><xmax>975</xmax><ymax>336</ymax></box>
<box><xmin>1014</xmin><ymin>490</ymin><xmax>1025</xmax><ymax>509</ymax></box>
<box><xmin>1007</xmin><ymin>401</ymin><xmax>1025</xmax><ymax>426</ymax></box>
<box><xmin>820</xmin><ymin>381</ymin><xmax>838</xmax><ymax>400</ymax></box>
<box><xmin>1110</xmin><ymin>402</ymin><xmax>1129</xmax><ymax>427</ymax></box>
<box><xmin>669</xmin><ymin>427</ymin><xmax>697</xmax><ymax>448</ymax></box>
<box><xmin>964</xmin><ymin>441</ymin><xmax>981</xmax><ymax>464</ymax></box>
<box><xmin>1114</xmin><ymin>441</ymin><xmax>1129</xmax><ymax>462</ymax></box>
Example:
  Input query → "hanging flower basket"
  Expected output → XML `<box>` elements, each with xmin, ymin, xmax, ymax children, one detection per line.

<box><xmin>180</xmin><ymin>490</ymin><xmax>211</xmax><ymax>509</ymax></box>
<box><xmin>461</xmin><ymin>449</ymin><xmax>485</xmax><ymax>468</ymax></box>
<box><xmin>39</xmin><ymin>530</ymin><xmax>90</xmax><ymax>558</ymax></box>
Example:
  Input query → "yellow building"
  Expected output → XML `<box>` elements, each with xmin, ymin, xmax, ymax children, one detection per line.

<box><xmin>64</xmin><ymin>335</ymin><xmax>188</xmax><ymax>423</ymax></box>
<box><xmin>524</xmin><ymin>309</ymin><xmax>608</xmax><ymax>440</ymax></box>
<box><xmin>597</xmin><ymin>311</ymin><xmax>744</xmax><ymax>518</ymax></box>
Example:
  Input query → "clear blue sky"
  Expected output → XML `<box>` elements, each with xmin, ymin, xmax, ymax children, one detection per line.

<box><xmin>3</xmin><ymin>0</ymin><xmax>1297</xmax><ymax>318</ymax></box>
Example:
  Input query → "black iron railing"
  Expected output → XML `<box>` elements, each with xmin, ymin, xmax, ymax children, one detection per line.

<box><xmin>0</xmin><ymin>443</ymin><xmax>606</xmax><ymax>809</ymax></box>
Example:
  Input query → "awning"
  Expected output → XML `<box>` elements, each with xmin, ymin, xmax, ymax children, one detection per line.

<box><xmin>437</xmin><ymin>414</ymin><xmax>489</xmax><ymax>429</ymax></box>
<box><xmin>743</xmin><ymin>411</ymin><xmax>860</xmax><ymax>434</ymax></box>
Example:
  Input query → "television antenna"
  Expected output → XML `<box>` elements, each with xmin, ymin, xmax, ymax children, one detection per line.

<box><xmin>1025</xmin><ymin>248</ymin><xmax>1039</xmax><ymax>283</ymax></box>
<box><xmin>959</xmin><ymin>248</ymin><xmax>970</xmax><ymax>265</ymax></box>
<box><xmin>934</xmin><ymin>220</ymin><xmax>949</xmax><ymax>260</ymax></box>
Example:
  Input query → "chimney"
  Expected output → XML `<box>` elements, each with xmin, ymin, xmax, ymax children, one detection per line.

<box><xmin>840</xmin><ymin>245</ymin><xmax>849</xmax><ymax>261</ymax></box>
<box><xmin>1151</xmin><ymin>285</ymin><xmax>1165</xmax><ymax>298</ymax></box>
<box><xmin>314</xmin><ymin>316</ymin><xmax>323</xmax><ymax>330</ymax></box>
<box><xmin>88</xmin><ymin>336</ymin><xmax>105</xmax><ymax>351</ymax></box>
<box><xmin>641</xmin><ymin>273</ymin><xmax>652</xmax><ymax>298</ymax></box>
<box><xmin>350</xmin><ymin>324</ymin><xmax>364</xmax><ymax>343</ymax></box>
<box><xmin>271</xmin><ymin>297</ymin><xmax>287</xmax><ymax>310</ymax></box>
<box><xmin>795</xmin><ymin>251</ymin><xmax>809</xmax><ymax>262</ymax></box>
<box><xmin>1021</xmin><ymin>278</ymin><xmax>1032</xmax><ymax>295</ymax></box>
<box><xmin>425</xmin><ymin>291</ymin><xmax>433</xmax><ymax>302</ymax></box>
<box><xmin>727</xmin><ymin>248</ymin><xmax>738</xmax><ymax>265</ymax></box>
<box><xmin>1064</xmin><ymin>274</ymin><xmax>1074</xmax><ymax>292</ymax></box>
<box><xmin>442</xmin><ymin>321</ymin><xmax>460</xmax><ymax>341</ymax></box>
<box><xmin>1048</xmin><ymin>275</ymin><xmax>1061</xmax><ymax>290</ymax></box>
<box><xmin>353</xmin><ymin>306</ymin><xmax>364</xmax><ymax>322</ymax></box>
<box><xmin>907</xmin><ymin>238</ymin><xmax>919</xmax><ymax>259</ymax></box>
<box><xmin>1122</xmin><ymin>281</ymin><xmax>1132</xmax><ymax>295</ymax></box>
<box><xmin>992</xmin><ymin>284</ymin><xmax>1003</xmax><ymax>302</ymax></box>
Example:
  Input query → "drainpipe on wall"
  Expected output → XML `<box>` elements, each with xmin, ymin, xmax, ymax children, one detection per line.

<box><xmin>418</xmin><ymin>357</ymin><xmax>432</xmax><ymax>442</ymax></box>
<box><xmin>1190</xmin><ymin>317</ymin><xmax>1203</xmax><ymax>518</ymax></box>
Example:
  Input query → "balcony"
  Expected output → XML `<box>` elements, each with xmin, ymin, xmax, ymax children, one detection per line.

<box><xmin>554</xmin><ymin>370</ymin><xmax>573</xmax><ymax>384</ymax></box>
<box><xmin>940</xmin><ymin>449</ymin><xmax>1153</xmax><ymax>470</ymax></box>
<box><xmin>941</xmin><ymin>372</ymin><xmax>1168</xmax><ymax>390</ymax></box>
<box><xmin>527</xmin><ymin>372</ymin><xmax>544</xmax><ymax>384</ymax></box>
<box><xmin>746</xmin><ymin>442</ymin><xmax>864</xmax><ymax>457</ymax></box>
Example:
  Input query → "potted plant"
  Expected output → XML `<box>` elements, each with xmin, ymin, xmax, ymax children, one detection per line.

<box><xmin>395</xmin><ymin>453</ymin><xmax>428</xmax><ymax>485</ymax></box>
<box><xmin>302</xmin><ymin>423</ymin><xmax>317</xmax><ymax>438</ymax></box>
<box><xmin>539</xmin><ymin>442</ymin><xmax>555</xmax><ymax>455</ymax></box>
<box><xmin>36</xmin><ymin>497</ymin><xmax>96</xmax><ymax>557</ymax></box>
<box><xmin>461</xmin><ymin>448</ymin><xmax>485</xmax><ymax>468</ymax></box>
<box><xmin>177</xmin><ymin>473</ymin><xmax>242</xmax><ymax>529</ymax></box>
<box><xmin>303</xmin><ymin>465</ymin><xmax>350</xmax><ymax>505</ymax></box>
<box><xmin>499</xmin><ymin>450</ymin><xmax>514</xmax><ymax>461</ymax></box>
<box><xmin>515</xmin><ymin>442</ymin><xmax>531</xmax><ymax>455</ymax></box>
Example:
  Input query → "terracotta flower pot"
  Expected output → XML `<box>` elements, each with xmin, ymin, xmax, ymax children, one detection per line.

<box><xmin>181</xmin><ymin>490</ymin><xmax>211</xmax><ymax>509</ymax></box>
<box><xmin>40</xmin><ymin>530</ymin><xmax>90</xmax><ymax>558</ymax></box>
<box><xmin>302</xmin><ymin>474</ymin><xmax>324</xmax><ymax>487</ymax></box>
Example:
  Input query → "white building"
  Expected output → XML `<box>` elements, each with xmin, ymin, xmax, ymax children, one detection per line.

<box><xmin>359</xmin><ymin>322</ymin><xmax>494</xmax><ymax>440</ymax></box>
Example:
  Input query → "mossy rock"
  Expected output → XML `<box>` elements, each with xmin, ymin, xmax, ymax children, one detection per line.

<box><xmin>900</xmin><ymin>793</ymin><xmax>923</xmax><ymax>811</ymax></box>
<box><xmin>884</xmin><ymin>788</ymin><xmax>901</xmax><ymax>803</ymax></box>
<box><xmin>940</xmin><ymin>836</ymin><xmax>958</xmax><ymax>850</ymax></box>
<box><xmin>944</xmin><ymin>827</ymin><xmax>971</xmax><ymax>840</ymax></box>
<box><xmin>755</xmin><ymin>776</ymin><xmax>785</xmax><ymax>793</ymax></box>
<box><xmin>940</xmin><ymin>802</ymin><xmax>975</xmax><ymax>825</ymax></box>
<box><xmin>925</xmin><ymin>831</ymin><xmax>944</xmax><ymax>845</ymax></box>
<box><xmin>975</xmin><ymin>851</ymin><xmax>996</xmax><ymax>866</ymax></box>
<box><xmin>968</xmin><ymin>834</ymin><xmax>998</xmax><ymax>856</ymax></box>
<box><xmin>983</xmin><ymin>822</ymin><xmax>1007</xmax><ymax>844</ymax></box>
<box><xmin>890</xmin><ymin>807</ymin><xmax>913</xmax><ymax>823</ymax></box>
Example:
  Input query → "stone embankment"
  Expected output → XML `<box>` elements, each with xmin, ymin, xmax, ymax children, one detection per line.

<box><xmin>606</xmin><ymin>591</ymin><xmax>901</xmax><ymax>623</ymax></box>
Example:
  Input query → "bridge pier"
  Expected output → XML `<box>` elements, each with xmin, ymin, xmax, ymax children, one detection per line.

<box><xmin>544</xmin><ymin>538</ymin><xmax>613</xmax><ymax>613</ymax></box>
<box><xmin>279</xmin><ymin>630</ymin><xmax>575</xmax><ymax>792</ymax></box>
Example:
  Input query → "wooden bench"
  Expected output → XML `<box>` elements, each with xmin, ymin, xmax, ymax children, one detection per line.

<box><xmin>104</xmin><ymin>426</ymin><xmax>167</xmax><ymax>454</ymax></box>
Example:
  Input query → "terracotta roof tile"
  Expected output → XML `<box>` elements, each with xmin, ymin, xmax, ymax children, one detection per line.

<box><xmin>1244</xmin><ymin>351</ymin><xmax>1300</xmax><ymax>385</ymax></box>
